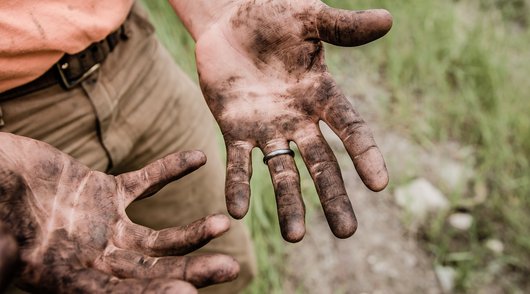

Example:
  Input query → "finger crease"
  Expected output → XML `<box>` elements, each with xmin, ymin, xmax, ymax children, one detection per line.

<box><xmin>322</xmin><ymin>193</ymin><xmax>348</xmax><ymax>206</ymax></box>
<box><xmin>182</xmin><ymin>256</ymin><xmax>190</xmax><ymax>281</ymax></box>
<box><xmin>147</xmin><ymin>230</ymin><xmax>160</xmax><ymax>251</ymax></box>
<box><xmin>341</xmin><ymin>123</ymin><xmax>365</xmax><ymax>142</ymax></box>
<box><xmin>334</xmin><ymin>17</ymin><xmax>341</xmax><ymax>43</ymax></box>
<box><xmin>149</xmin><ymin>257</ymin><xmax>159</xmax><ymax>268</ymax></box>
<box><xmin>114</xmin><ymin>220</ymin><xmax>126</xmax><ymax>242</ymax></box>
<box><xmin>274</xmin><ymin>170</ymin><xmax>298</xmax><ymax>181</ymax></box>
<box><xmin>310</xmin><ymin>160</ymin><xmax>336</xmax><ymax>175</ymax></box>
<box><xmin>353</xmin><ymin>145</ymin><xmax>378</xmax><ymax>160</ymax></box>
<box><xmin>227</xmin><ymin>180</ymin><xmax>250</xmax><ymax>188</ymax></box>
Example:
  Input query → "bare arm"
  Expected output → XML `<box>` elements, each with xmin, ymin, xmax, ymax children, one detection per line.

<box><xmin>169</xmin><ymin>0</ymin><xmax>236</xmax><ymax>41</ymax></box>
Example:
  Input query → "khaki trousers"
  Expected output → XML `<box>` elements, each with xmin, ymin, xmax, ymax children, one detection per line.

<box><xmin>0</xmin><ymin>4</ymin><xmax>256</xmax><ymax>293</ymax></box>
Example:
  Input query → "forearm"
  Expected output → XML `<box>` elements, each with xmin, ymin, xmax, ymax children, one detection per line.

<box><xmin>168</xmin><ymin>0</ymin><xmax>236</xmax><ymax>41</ymax></box>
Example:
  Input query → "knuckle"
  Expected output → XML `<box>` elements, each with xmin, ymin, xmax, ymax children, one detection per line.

<box><xmin>226</xmin><ymin>165</ymin><xmax>249</xmax><ymax>179</ymax></box>
<box><xmin>146</xmin><ymin>229</ymin><xmax>160</xmax><ymax>250</ymax></box>
<box><xmin>310</xmin><ymin>159</ymin><xmax>338</xmax><ymax>176</ymax></box>
<box><xmin>322</xmin><ymin>193</ymin><xmax>348</xmax><ymax>207</ymax></box>
<box><xmin>341</xmin><ymin>120</ymin><xmax>368</xmax><ymax>142</ymax></box>
<box><xmin>273</xmin><ymin>168</ymin><xmax>299</xmax><ymax>182</ymax></box>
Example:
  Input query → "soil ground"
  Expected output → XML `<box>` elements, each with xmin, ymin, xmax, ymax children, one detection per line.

<box><xmin>283</xmin><ymin>139</ymin><xmax>442</xmax><ymax>294</ymax></box>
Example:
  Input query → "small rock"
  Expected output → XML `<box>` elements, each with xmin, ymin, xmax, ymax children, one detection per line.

<box><xmin>367</xmin><ymin>254</ymin><xmax>378</xmax><ymax>265</ymax></box>
<box><xmin>435</xmin><ymin>265</ymin><xmax>456</xmax><ymax>293</ymax></box>
<box><xmin>485</xmin><ymin>239</ymin><xmax>504</xmax><ymax>255</ymax></box>
<box><xmin>395</xmin><ymin>178</ymin><xmax>450</xmax><ymax>222</ymax></box>
<box><xmin>448</xmin><ymin>213</ymin><xmax>473</xmax><ymax>231</ymax></box>
<box><xmin>487</xmin><ymin>260</ymin><xmax>504</xmax><ymax>275</ymax></box>
<box><xmin>438</xmin><ymin>160</ymin><xmax>473</xmax><ymax>190</ymax></box>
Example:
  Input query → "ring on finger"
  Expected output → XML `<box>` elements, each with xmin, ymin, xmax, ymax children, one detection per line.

<box><xmin>263</xmin><ymin>149</ymin><xmax>295</xmax><ymax>164</ymax></box>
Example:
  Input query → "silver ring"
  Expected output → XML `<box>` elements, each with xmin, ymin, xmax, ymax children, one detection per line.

<box><xmin>263</xmin><ymin>149</ymin><xmax>295</xmax><ymax>164</ymax></box>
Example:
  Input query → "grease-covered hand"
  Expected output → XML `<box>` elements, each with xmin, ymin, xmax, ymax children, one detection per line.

<box><xmin>195</xmin><ymin>0</ymin><xmax>391</xmax><ymax>242</ymax></box>
<box><xmin>0</xmin><ymin>133</ymin><xmax>239</xmax><ymax>294</ymax></box>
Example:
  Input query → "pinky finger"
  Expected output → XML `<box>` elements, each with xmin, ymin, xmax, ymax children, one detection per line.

<box><xmin>323</xmin><ymin>95</ymin><xmax>389</xmax><ymax>192</ymax></box>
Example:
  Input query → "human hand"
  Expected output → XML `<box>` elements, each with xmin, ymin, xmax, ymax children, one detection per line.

<box><xmin>0</xmin><ymin>133</ymin><xmax>239</xmax><ymax>294</ymax></box>
<box><xmin>194</xmin><ymin>0</ymin><xmax>391</xmax><ymax>242</ymax></box>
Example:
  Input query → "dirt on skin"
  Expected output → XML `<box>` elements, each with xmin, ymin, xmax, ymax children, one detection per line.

<box><xmin>283</xmin><ymin>64</ymin><xmax>442</xmax><ymax>294</ymax></box>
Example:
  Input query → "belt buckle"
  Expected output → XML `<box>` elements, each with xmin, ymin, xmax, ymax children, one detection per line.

<box><xmin>56</xmin><ymin>62</ymin><xmax>101</xmax><ymax>90</ymax></box>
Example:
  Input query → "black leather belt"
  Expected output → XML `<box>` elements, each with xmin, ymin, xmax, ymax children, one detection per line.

<box><xmin>0</xmin><ymin>25</ymin><xmax>129</xmax><ymax>102</ymax></box>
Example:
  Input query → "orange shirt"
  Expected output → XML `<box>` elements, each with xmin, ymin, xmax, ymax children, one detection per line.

<box><xmin>0</xmin><ymin>0</ymin><xmax>134</xmax><ymax>92</ymax></box>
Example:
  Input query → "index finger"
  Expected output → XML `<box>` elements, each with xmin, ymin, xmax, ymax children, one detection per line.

<box><xmin>117</xmin><ymin>151</ymin><xmax>207</xmax><ymax>206</ymax></box>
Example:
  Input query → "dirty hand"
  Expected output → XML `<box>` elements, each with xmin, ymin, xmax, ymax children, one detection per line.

<box><xmin>194</xmin><ymin>0</ymin><xmax>392</xmax><ymax>242</ymax></box>
<box><xmin>0</xmin><ymin>133</ymin><xmax>239</xmax><ymax>294</ymax></box>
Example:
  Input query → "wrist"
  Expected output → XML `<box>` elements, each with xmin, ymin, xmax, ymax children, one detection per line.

<box><xmin>168</xmin><ymin>0</ymin><xmax>238</xmax><ymax>41</ymax></box>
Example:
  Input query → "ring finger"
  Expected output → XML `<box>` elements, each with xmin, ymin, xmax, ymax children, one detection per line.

<box><xmin>261</xmin><ymin>139</ymin><xmax>305</xmax><ymax>242</ymax></box>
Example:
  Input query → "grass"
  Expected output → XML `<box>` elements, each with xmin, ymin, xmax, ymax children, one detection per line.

<box><xmin>325</xmin><ymin>0</ymin><xmax>530</xmax><ymax>291</ymax></box>
<box><xmin>142</xmin><ymin>0</ymin><xmax>530</xmax><ymax>292</ymax></box>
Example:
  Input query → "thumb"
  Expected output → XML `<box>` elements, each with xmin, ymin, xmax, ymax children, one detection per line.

<box><xmin>317</xmin><ymin>6</ymin><xmax>392</xmax><ymax>47</ymax></box>
<box><xmin>117</xmin><ymin>151</ymin><xmax>207</xmax><ymax>206</ymax></box>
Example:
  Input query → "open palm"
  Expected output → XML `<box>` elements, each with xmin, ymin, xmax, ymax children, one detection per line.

<box><xmin>196</xmin><ymin>0</ymin><xmax>392</xmax><ymax>242</ymax></box>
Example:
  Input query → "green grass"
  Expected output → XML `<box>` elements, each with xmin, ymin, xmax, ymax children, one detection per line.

<box><xmin>325</xmin><ymin>0</ymin><xmax>530</xmax><ymax>291</ymax></box>
<box><xmin>143</xmin><ymin>0</ymin><xmax>530</xmax><ymax>292</ymax></box>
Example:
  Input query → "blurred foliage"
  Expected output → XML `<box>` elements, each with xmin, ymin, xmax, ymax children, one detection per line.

<box><xmin>478</xmin><ymin>0</ymin><xmax>530</xmax><ymax>26</ymax></box>
<box><xmin>142</xmin><ymin>0</ymin><xmax>529</xmax><ymax>292</ymax></box>
<box><xmin>140</xmin><ymin>0</ymin><xmax>196</xmax><ymax>76</ymax></box>
<box><xmin>325</xmin><ymin>0</ymin><xmax>530</xmax><ymax>291</ymax></box>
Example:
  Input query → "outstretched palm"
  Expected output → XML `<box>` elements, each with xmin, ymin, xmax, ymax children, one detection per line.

<box><xmin>196</xmin><ymin>0</ymin><xmax>392</xmax><ymax>242</ymax></box>
<box><xmin>0</xmin><ymin>133</ymin><xmax>238</xmax><ymax>293</ymax></box>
